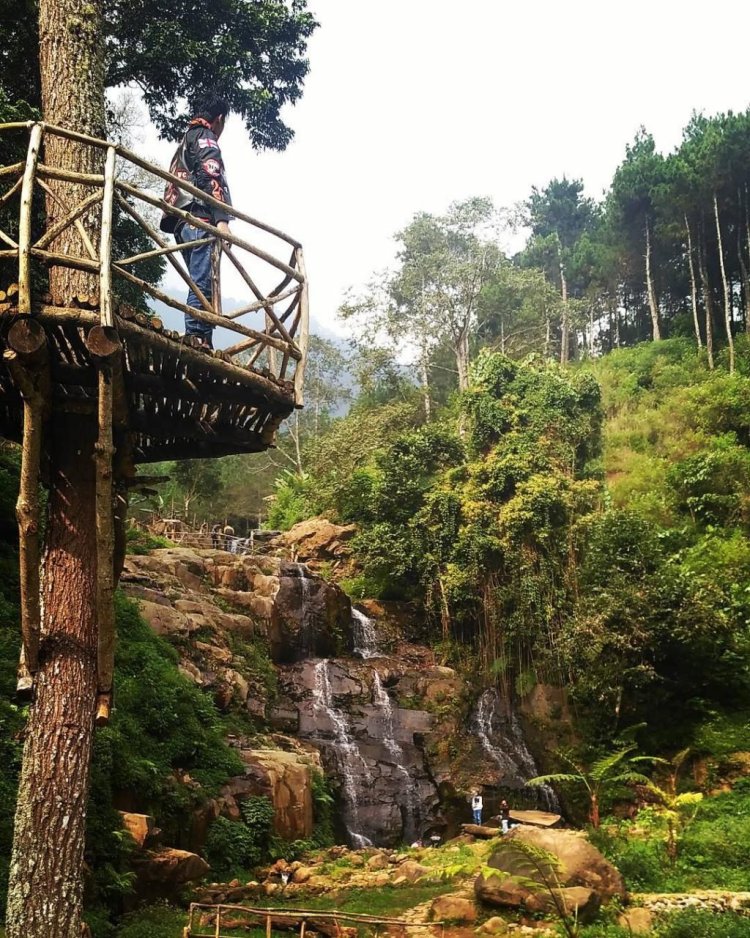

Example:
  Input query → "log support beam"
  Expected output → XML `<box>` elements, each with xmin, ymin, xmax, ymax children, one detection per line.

<box><xmin>4</xmin><ymin>318</ymin><xmax>50</xmax><ymax>695</ymax></box>
<box><xmin>85</xmin><ymin>325</ymin><xmax>123</xmax><ymax>725</ymax></box>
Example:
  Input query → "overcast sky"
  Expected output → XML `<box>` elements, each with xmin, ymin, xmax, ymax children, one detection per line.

<box><xmin>140</xmin><ymin>0</ymin><xmax>750</xmax><ymax>339</ymax></box>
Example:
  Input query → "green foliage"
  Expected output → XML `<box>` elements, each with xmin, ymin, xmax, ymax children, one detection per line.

<box><xmin>204</xmin><ymin>795</ymin><xmax>274</xmax><ymax>877</ymax></box>
<box><xmin>592</xmin><ymin>788</ymin><xmax>750</xmax><ymax>892</ymax></box>
<box><xmin>112</xmin><ymin>902</ymin><xmax>185</xmax><ymax>938</ymax></box>
<box><xmin>656</xmin><ymin>910</ymin><xmax>750</xmax><ymax>938</ymax></box>
<box><xmin>267</xmin><ymin>470</ymin><xmax>314</xmax><ymax>531</ymax></box>
<box><xmin>125</xmin><ymin>526</ymin><xmax>172</xmax><ymax>554</ymax></box>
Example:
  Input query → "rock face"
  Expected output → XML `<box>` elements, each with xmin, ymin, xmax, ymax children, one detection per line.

<box><xmin>123</xmin><ymin>544</ymin><xmax>555</xmax><ymax>850</ymax></box>
<box><xmin>476</xmin><ymin>827</ymin><xmax>625</xmax><ymax>911</ymax></box>
<box><xmin>135</xmin><ymin>848</ymin><xmax>209</xmax><ymax>895</ymax></box>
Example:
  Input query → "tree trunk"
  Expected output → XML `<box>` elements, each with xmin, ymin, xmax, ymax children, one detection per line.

<box><xmin>713</xmin><ymin>193</ymin><xmax>734</xmax><ymax>373</ymax></box>
<box><xmin>6</xmin><ymin>2</ymin><xmax>107</xmax><ymax>934</ymax></box>
<box><xmin>698</xmin><ymin>228</ymin><xmax>715</xmax><ymax>370</ymax></box>
<box><xmin>559</xmin><ymin>258</ymin><xmax>569</xmax><ymax>365</ymax></box>
<box><xmin>645</xmin><ymin>219</ymin><xmax>661</xmax><ymax>341</ymax></box>
<box><xmin>419</xmin><ymin>348</ymin><xmax>431</xmax><ymax>422</ymax></box>
<box><xmin>684</xmin><ymin>215</ymin><xmax>702</xmax><ymax>349</ymax></box>
<box><xmin>454</xmin><ymin>326</ymin><xmax>470</xmax><ymax>392</ymax></box>
<box><xmin>6</xmin><ymin>418</ymin><xmax>98</xmax><ymax>938</ymax></box>
<box><xmin>38</xmin><ymin>0</ymin><xmax>106</xmax><ymax>301</ymax></box>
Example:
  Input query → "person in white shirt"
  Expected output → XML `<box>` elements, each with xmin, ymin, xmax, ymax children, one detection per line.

<box><xmin>471</xmin><ymin>791</ymin><xmax>483</xmax><ymax>824</ymax></box>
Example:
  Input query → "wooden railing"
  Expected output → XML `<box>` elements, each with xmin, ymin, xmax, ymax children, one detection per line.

<box><xmin>184</xmin><ymin>902</ymin><xmax>444</xmax><ymax>938</ymax></box>
<box><xmin>0</xmin><ymin>120</ymin><xmax>309</xmax><ymax>404</ymax></box>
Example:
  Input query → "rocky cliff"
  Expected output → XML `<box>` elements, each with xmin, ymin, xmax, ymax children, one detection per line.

<box><xmin>121</xmin><ymin>534</ymin><xmax>557</xmax><ymax>850</ymax></box>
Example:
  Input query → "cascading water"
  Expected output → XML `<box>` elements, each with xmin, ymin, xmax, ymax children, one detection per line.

<box><xmin>474</xmin><ymin>688</ymin><xmax>559</xmax><ymax>812</ymax></box>
<box><xmin>311</xmin><ymin>659</ymin><xmax>373</xmax><ymax>847</ymax></box>
<box><xmin>352</xmin><ymin>607</ymin><xmax>379</xmax><ymax>658</ymax></box>
<box><xmin>371</xmin><ymin>672</ymin><xmax>421</xmax><ymax>841</ymax></box>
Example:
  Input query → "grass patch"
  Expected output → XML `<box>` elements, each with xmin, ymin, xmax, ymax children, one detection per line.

<box><xmin>592</xmin><ymin>787</ymin><xmax>750</xmax><ymax>892</ymax></box>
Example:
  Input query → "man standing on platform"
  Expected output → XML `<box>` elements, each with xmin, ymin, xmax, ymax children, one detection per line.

<box><xmin>161</xmin><ymin>93</ymin><xmax>233</xmax><ymax>349</ymax></box>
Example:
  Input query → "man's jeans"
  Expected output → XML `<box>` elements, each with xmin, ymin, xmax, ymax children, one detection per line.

<box><xmin>175</xmin><ymin>222</ymin><xmax>214</xmax><ymax>346</ymax></box>
<box><xmin>473</xmin><ymin>809</ymin><xmax>482</xmax><ymax>824</ymax></box>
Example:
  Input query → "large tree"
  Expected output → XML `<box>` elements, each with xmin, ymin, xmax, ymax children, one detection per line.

<box><xmin>4</xmin><ymin>1</ymin><xmax>315</xmax><ymax>935</ymax></box>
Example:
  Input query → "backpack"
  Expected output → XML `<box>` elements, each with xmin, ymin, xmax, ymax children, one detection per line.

<box><xmin>160</xmin><ymin>137</ymin><xmax>193</xmax><ymax>233</ymax></box>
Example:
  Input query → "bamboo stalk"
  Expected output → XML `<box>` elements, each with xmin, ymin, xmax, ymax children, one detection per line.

<box><xmin>4</xmin><ymin>319</ymin><xmax>49</xmax><ymax>691</ymax></box>
<box><xmin>115</xmin><ymin>192</ymin><xmax>215</xmax><ymax>315</ymax></box>
<box><xmin>0</xmin><ymin>176</ymin><xmax>23</xmax><ymax>209</ymax></box>
<box><xmin>37</xmin><ymin>162</ymin><xmax>104</xmax><ymax>186</ymax></box>
<box><xmin>112</xmin><ymin>264</ymin><xmax>300</xmax><ymax>357</ymax></box>
<box><xmin>214</xmin><ymin>906</ymin><xmax>221</xmax><ymax>938</ymax></box>
<box><xmin>36</xmin><ymin>177</ymin><xmax>99</xmax><ymax>261</ymax></box>
<box><xmin>17</xmin><ymin>122</ymin><xmax>43</xmax><ymax>314</ymax></box>
<box><xmin>223</xmin><ymin>284</ymin><xmax>301</xmax><ymax>320</ymax></box>
<box><xmin>116</xmin><ymin>179</ymin><xmax>303</xmax><ymax>282</ymax></box>
<box><xmin>0</xmin><ymin>229</ymin><xmax>18</xmax><ymax>249</ymax></box>
<box><xmin>211</xmin><ymin>239</ymin><xmax>222</xmax><ymax>316</ymax></box>
<box><xmin>99</xmin><ymin>146</ymin><xmax>117</xmax><ymax>328</ymax></box>
<box><xmin>30</xmin><ymin>247</ymin><xmax>99</xmax><ymax>273</ymax></box>
<box><xmin>223</xmin><ymin>247</ymin><xmax>294</xmax><ymax>343</ymax></box>
<box><xmin>293</xmin><ymin>248</ymin><xmax>310</xmax><ymax>406</ymax></box>
<box><xmin>0</xmin><ymin>121</ymin><xmax>301</xmax><ymax>245</ymax></box>
<box><xmin>118</xmin><ymin>238</ymin><xmax>212</xmax><ymax>266</ymax></box>
<box><xmin>115</xmin><ymin>142</ymin><xmax>301</xmax><ymax>247</ymax></box>
<box><xmin>0</xmin><ymin>161</ymin><xmax>24</xmax><ymax>178</ymax></box>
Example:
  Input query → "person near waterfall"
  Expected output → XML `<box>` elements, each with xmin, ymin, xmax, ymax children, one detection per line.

<box><xmin>471</xmin><ymin>791</ymin><xmax>483</xmax><ymax>825</ymax></box>
<box><xmin>500</xmin><ymin>798</ymin><xmax>511</xmax><ymax>833</ymax></box>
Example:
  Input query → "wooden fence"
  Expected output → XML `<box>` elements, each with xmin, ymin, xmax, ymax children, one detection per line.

<box><xmin>184</xmin><ymin>902</ymin><xmax>444</xmax><ymax>938</ymax></box>
<box><xmin>0</xmin><ymin>120</ymin><xmax>309</xmax><ymax>404</ymax></box>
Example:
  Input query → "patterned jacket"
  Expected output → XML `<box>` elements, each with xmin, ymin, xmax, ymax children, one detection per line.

<box><xmin>160</xmin><ymin>118</ymin><xmax>233</xmax><ymax>232</ymax></box>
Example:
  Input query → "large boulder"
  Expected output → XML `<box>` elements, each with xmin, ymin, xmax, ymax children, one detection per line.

<box><xmin>272</xmin><ymin>518</ymin><xmax>356</xmax><ymax>567</ymax></box>
<box><xmin>135</xmin><ymin>848</ymin><xmax>209</xmax><ymax>895</ymax></box>
<box><xmin>238</xmin><ymin>749</ymin><xmax>319</xmax><ymax>840</ymax></box>
<box><xmin>430</xmin><ymin>895</ymin><xmax>478</xmax><ymax>923</ymax></box>
<box><xmin>476</xmin><ymin>827</ymin><xmax>625</xmax><ymax>910</ymax></box>
<box><xmin>525</xmin><ymin>885</ymin><xmax>601</xmax><ymax>923</ymax></box>
<box><xmin>269</xmin><ymin>565</ymin><xmax>353</xmax><ymax>662</ymax></box>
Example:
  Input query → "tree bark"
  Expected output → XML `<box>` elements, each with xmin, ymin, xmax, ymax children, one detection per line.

<box><xmin>6</xmin><ymin>2</ymin><xmax>108</xmax><ymax>933</ymax></box>
<box><xmin>713</xmin><ymin>193</ymin><xmax>734</xmax><ymax>373</ymax></box>
<box><xmin>419</xmin><ymin>347</ymin><xmax>431</xmax><ymax>422</ymax></box>
<box><xmin>645</xmin><ymin>219</ymin><xmax>661</xmax><ymax>341</ymax></box>
<box><xmin>6</xmin><ymin>417</ymin><xmax>99</xmax><ymax>938</ymax></box>
<box><xmin>684</xmin><ymin>215</ymin><xmax>702</xmax><ymax>349</ymax></box>
<box><xmin>559</xmin><ymin>257</ymin><xmax>569</xmax><ymax>365</ymax></box>
<box><xmin>698</xmin><ymin>228</ymin><xmax>715</xmax><ymax>370</ymax></box>
<box><xmin>454</xmin><ymin>326</ymin><xmax>470</xmax><ymax>392</ymax></box>
<box><xmin>38</xmin><ymin>0</ymin><xmax>106</xmax><ymax>301</ymax></box>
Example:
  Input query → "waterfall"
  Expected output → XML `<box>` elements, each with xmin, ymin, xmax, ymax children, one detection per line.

<box><xmin>311</xmin><ymin>660</ymin><xmax>373</xmax><ymax>848</ymax></box>
<box><xmin>288</xmin><ymin>562</ymin><xmax>317</xmax><ymax>656</ymax></box>
<box><xmin>372</xmin><ymin>672</ymin><xmax>421</xmax><ymax>841</ymax></box>
<box><xmin>474</xmin><ymin>689</ymin><xmax>559</xmax><ymax>812</ymax></box>
<box><xmin>352</xmin><ymin>608</ymin><xmax>380</xmax><ymax>658</ymax></box>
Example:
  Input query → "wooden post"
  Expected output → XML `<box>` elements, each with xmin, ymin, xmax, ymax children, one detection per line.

<box><xmin>211</xmin><ymin>237</ymin><xmax>222</xmax><ymax>318</ymax></box>
<box><xmin>18</xmin><ymin>123</ymin><xmax>43</xmax><ymax>314</ymax></box>
<box><xmin>266</xmin><ymin>913</ymin><xmax>272</xmax><ymax>938</ymax></box>
<box><xmin>85</xmin><ymin>324</ymin><xmax>120</xmax><ymax>725</ymax></box>
<box><xmin>293</xmin><ymin>248</ymin><xmax>309</xmax><ymax>407</ymax></box>
<box><xmin>214</xmin><ymin>905</ymin><xmax>221</xmax><ymax>938</ymax></box>
<box><xmin>5</xmin><ymin>318</ymin><xmax>50</xmax><ymax>693</ymax></box>
<box><xmin>99</xmin><ymin>145</ymin><xmax>116</xmax><ymax>327</ymax></box>
<box><xmin>299</xmin><ymin>919</ymin><xmax>307</xmax><ymax>938</ymax></box>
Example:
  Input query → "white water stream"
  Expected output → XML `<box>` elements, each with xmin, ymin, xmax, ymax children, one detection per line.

<box><xmin>351</xmin><ymin>607</ymin><xmax>380</xmax><ymax>658</ymax></box>
<box><xmin>311</xmin><ymin>659</ymin><xmax>373</xmax><ymax>848</ymax></box>
<box><xmin>371</xmin><ymin>672</ymin><xmax>421</xmax><ymax>842</ymax></box>
<box><xmin>474</xmin><ymin>689</ymin><xmax>559</xmax><ymax>812</ymax></box>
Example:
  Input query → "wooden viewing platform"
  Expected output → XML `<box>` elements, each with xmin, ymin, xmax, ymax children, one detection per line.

<box><xmin>0</xmin><ymin>120</ymin><xmax>309</xmax><ymax>461</ymax></box>
<box><xmin>0</xmin><ymin>120</ymin><xmax>309</xmax><ymax>713</ymax></box>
